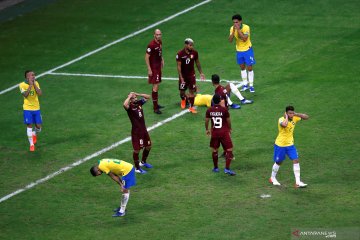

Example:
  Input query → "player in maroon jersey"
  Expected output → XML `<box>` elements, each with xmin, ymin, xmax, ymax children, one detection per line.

<box><xmin>145</xmin><ymin>29</ymin><xmax>164</xmax><ymax>114</ymax></box>
<box><xmin>205</xmin><ymin>94</ymin><xmax>236</xmax><ymax>176</ymax></box>
<box><xmin>211</xmin><ymin>74</ymin><xmax>253</xmax><ymax>109</ymax></box>
<box><xmin>123</xmin><ymin>92</ymin><xmax>153</xmax><ymax>174</ymax></box>
<box><xmin>176</xmin><ymin>38</ymin><xmax>205</xmax><ymax>114</ymax></box>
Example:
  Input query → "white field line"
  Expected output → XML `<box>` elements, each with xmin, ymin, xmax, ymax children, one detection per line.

<box><xmin>0</xmin><ymin>0</ymin><xmax>212</xmax><ymax>96</ymax></box>
<box><xmin>0</xmin><ymin>109</ymin><xmax>190</xmax><ymax>203</ymax></box>
<box><xmin>48</xmin><ymin>72</ymin><xmax>242</xmax><ymax>84</ymax></box>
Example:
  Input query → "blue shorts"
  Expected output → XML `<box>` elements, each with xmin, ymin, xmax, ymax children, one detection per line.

<box><xmin>23</xmin><ymin>110</ymin><xmax>42</xmax><ymax>124</ymax></box>
<box><xmin>236</xmin><ymin>47</ymin><xmax>256</xmax><ymax>66</ymax></box>
<box><xmin>120</xmin><ymin>167</ymin><xmax>136</xmax><ymax>189</ymax></box>
<box><xmin>273</xmin><ymin>144</ymin><xmax>299</xmax><ymax>162</ymax></box>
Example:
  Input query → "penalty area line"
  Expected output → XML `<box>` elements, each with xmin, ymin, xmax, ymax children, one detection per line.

<box><xmin>0</xmin><ymin>109</ymin><xmax>189</xmax><ymax>204</ymax></box>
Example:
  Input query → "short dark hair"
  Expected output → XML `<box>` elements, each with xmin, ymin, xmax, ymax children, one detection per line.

<box><xmin>90</xmin><ymin>166</ymin><xmax>98</xmax><ymax>176</ymax></box>
<box><xmin>286</xmin><ymin>106</ymin><xmax>295</xmax><ymax>112</ymax></box>
<box><xmin>211</xmin><ymin>74</ymin><xmax>220</xmax><ymax>84</ymax></box>
<box><xmin>24</xmin><ymin>70</ymin><xmax>32</xmax><ymax>78</ymax></box>
<box><xmin>232</xmin><ymin>14</ymin><xmax>242</xmax><ymax>21</ymax></box>
<box><xmin>212</xmin><ymin>94</ymin><xmax>221</xmax><ymax>104</ymax></box>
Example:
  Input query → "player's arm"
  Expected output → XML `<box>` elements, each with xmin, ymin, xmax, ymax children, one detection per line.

<box><xmin>195</xmin><ymin>59</ymin><xmax>205</xmax><ymax>80</ymax></box>
<box><xmin>134</xmin><ymin>93</ymin><xmax>150</xmax><ymax>100</ymax></box>
<box><xmin>237</xmin><ymin>29</ymin><xmax>248</xmax><ymax>42</ymax></box>
<box><xmin>205</xmin><ymin>117</ymin><xmax>211</xmax><ymax>136</ymax></box>
<box><xmin>177</xmin><ymin>61</ymin><xmax>184</xmax><ymax>83</ymax></box>
<box><xmin>220</xmin><ymin>99</ymin><xmax>226</xmax><ymax>108</ymax></box>
<box><xmin>295</xmin><ymin>112</ymin><xmax>309</xmax><ymax>120</ymax></box>
<box><xmin>123</xmin><ymin>93</ymin><xmax>133</xmax><ymax>110</ymax></box>
<box><xmin>33</xmin><ymin>81</ymin><xmax>42</xmax><ymax>96</ymax></box>
<box><xmin>280</xmin><ymin>113</ymin><xmax>289</xmax><ymax>127</ymax></box>
<box><xmin>108</xmin><ymin>172</ymin><xmax>125</xmax><ymax>192</ymax></box>
<box><xmin>145</xmin><ymin>52</ymin><xmax>152</xmax><ymax>76</ymax></box>
<box><xmin>229</xmin><ymin>27</ymin><xmax>236</xmax><ymax>43</ymax></box>
<box><xmin>226</xmin><ymin>117</ymin><xmax>232</xmax><ymax>134</ymax></box>
<box><xmin>21</xmin><ymin>84</ymin><xmax>33</xmax><ymax>97</ymax></box>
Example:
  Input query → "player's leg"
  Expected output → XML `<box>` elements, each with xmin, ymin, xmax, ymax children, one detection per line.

<box><xmin>179</xmin><ymin>81</ymin><xmax>187</xmax><ymax>109</ymax></box>
<box><xmin>132</xmin><ymin>135</ymin><xmax>146</xmax><ymax>174</ymax></box>
<box><xmin>222</xmin><ymin>134</ymin><xmax>235</xmax><ymax>176</ymax></box>
<box><xmin>152</xmin><ymin>83</ymin><xmax>161</xmax><ymax>114</ymax></box>
<box><xmin>113</xmin><ymin>167</ymin><xmax>136</xmax><ymax>217</ymax></box>
<box><xmin>32</xmin><ymin>110</ymin><xmax>42</xmax><ymax>145</ymax></box>
<box><xmin>228</xmin><ymin>83</ymin><xmax>253</xmax><ymax>105</ymax></box>
<box><xmin>188</xmin><ymin>81</ymin><xmax>197</xmax><ymax>113</ymax></box>
<box><xmin>140</xmin><ymin>132</ymin><xmax>153</xmax><ymax>168</ymax></box>
<box><xmin>245</xmin><ymin>47</ymin><xmax>256</xmax><ymax>93</ymax></box>
<box><xmin>288</xmin><ymin>146</ymin><xmax>307</xmax><ymax>188</ymax></box>
<box><xmin>270</xmin><ymin>145</ymin><xmax>284</xmax><ymax>185</ymax></box>
<box><xmin>210</xmin><ymin>137</ymin><xmax>220</xmax><ymax>172</ymax></box>
<box><xmin>23</xmin><ymin>110</ymin><xmax>35</xmax><ymax>151</ymax></box>
<box><xmin>237</xmin><ymin>51</ymin><xmax>248</xmax><ymax>91</ymax></box>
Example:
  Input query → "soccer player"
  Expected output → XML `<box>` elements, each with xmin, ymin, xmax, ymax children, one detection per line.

<box><xmin>269</xmin><ymin>106</ymin><xmax>309</xmax><ymax>188</ymax></box>
<box><xmin>19</xmin><ymin>70</ymin><xmax>42</xmax><ymax>152</ymax></box>
<box><xmin>124</xmin><ymin>92</ymin><xmax>153</xmax><ymax>174</ymax></box>
<box><xmin>90</xmin><ymin>158</ymin><xmax>136</xmax><ymax>217</ymax></box>
<box><xmin>176</xmin><ymin>38</ymin><xmax>205</xmax><ymax>114</ymax></box>
<box><xmin>145</xmin><ymin>29</ymin><xmax>164</xmax><ymax>114</ymax></box>
<box><xmin>211</xmin><ymin>74</ymin><xmax>253</xmax><ymax>108</ymax></box>
<box><xmin>229</xmin><ymin>14</ymin><xmax>256</xmax><ymax>93</ymax></box>
<box><xmin>205</xmin><ymin>94</ymin><xmax>236</xmax><ymax>176</ymax></box>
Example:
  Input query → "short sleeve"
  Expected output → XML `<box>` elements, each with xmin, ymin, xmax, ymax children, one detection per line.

<box><xmin>19</xmin><ymin>83</ymin><xmax>26</xmax><ymax>93</ymax></box>
<box><xmin>35</xmin><ymin>81</ymin><xmax>40</xmax><ymax>89</ymax></box>
<box><xmin>229</xmin><ymin>26</ymin><xmax>234</xmax><ymax>34</ymax></box>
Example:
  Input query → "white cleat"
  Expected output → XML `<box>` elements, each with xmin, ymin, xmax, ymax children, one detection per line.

<box><xmin>295</xmin><ymin>182</ymin><xmax>308</xmax><ymax>188</ymax></box>
<box><xmin>269</xmin><ymin>177</ymin><xmax>281</xmax><ymax>186</ymax></box>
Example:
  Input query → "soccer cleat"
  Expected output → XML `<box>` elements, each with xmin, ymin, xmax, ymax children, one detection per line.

<box><xmin>32</xmin><ymin>135</ymin><xmax>37</xmax><ymax>144</ymax></box>
<box><xmin>241</xmin><ymin>85</ymin><xmax>248</xmax><ymax>92</ymax></box>
<box><xmin>140</xmin><ymin>162</ymin><xmax>153</xmax><ymax>168</ymax></box>
<box><xmin>188</xmin><ymin>107</ymin><xmax>197</xmax><ymax>114</ymax></box>
<box><xmin>181</xmin><ymin>99</ymin><xmax>186</xmax><ymax>109</ymax></box>
<box><xmin>230</xmin><ymin>104</ymin><xmax>241</xmax><ymax>109</ymax></box>
<box><xmin>269</xmin><ymin>177</ymin><xmax>281</xmax><ymax>186</ymax></box>
<box><xmin>112</xmin><ymin>211</ymin><xmax>125</xmax><ymax>217</ymax></box>
<box><xmin>295</xmin><ymin>182</ymin><xmax>308</xmax><ymax>188</ymax></box>
<box><xmin>224</xmin><ymin>168</ymin><xmax>236</xmax><ymax>176</ymax></box>
<box><xmin>158</xmin><ymin>105</ymin><xmax>164</xmax><ymax>109</ymax></box>
<box><xmin>212</xmin><ymin>167</ymin><xmax>219</xmax><ymax>173</ymax></box>
<box><xmin>135</xmin><ymin>168</ymin><xmax>147</xmax><ymax>174</ymax></box>
<box><xmin>113</xmin><ymin>207</ymin><xmax>120</xmax><ymax>212</ymax></box>
<box><xmin>249</xmin><ymin>86</ymin><xmax>255</xmax><ymax>93</ymax></box>
<box><xmin>241</xmin><ymin>99</ymin><xmax>254</xmax><ymax>104</ymax></box>
<box><xmin>29</xmin><ymin>145</ymin><xmax>35</xmax><ymax>152</ymax></box>
<box><xmin>154</xmin><ymin>109</ymin><xmax>162</xmax><ymax>114</ymax></box>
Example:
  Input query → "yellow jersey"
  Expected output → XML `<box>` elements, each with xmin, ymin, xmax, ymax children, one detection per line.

<box><xmin>19</xmin><ymin>81</ymin><xmax>41</xmax><ymax>110</ymax></box>
<box><xmin>194</xmin><ymin>94</ymin><xmax>212</xmax><ymax>107</ymax></box>
<box><xmin>98</xmin><ymin>159</ymin><xmax>133</xmax><ymax>176</ymax></box>
<box><xmin>275</xmin><ymin>116</ymin><xmax>301</xmax><ymax>147</ymax></box>
<box><xmin>230</xmin><ymin>24</ymin><xmax>252</xmax><ymax>52</ymax></box>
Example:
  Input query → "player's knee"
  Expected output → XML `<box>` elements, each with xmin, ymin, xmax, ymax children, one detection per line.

<box><xmin>226</xmin><ymin>151</ymin><xmax>234</xmax><ymax>160</ymax></box>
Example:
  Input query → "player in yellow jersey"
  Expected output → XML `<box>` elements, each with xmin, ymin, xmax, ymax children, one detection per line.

<box><xmin>269</xmin><ymin>106</ymin><xmax>309</xmax><ymax>188</ymax></box>
<box><xmin>194</xmin><ymin>93</ymin><xmax>212</xmax><ymax>107</ymax></box>
<box><xmin>229</xmin><ymin>14</ymin><xmax>256</xmax><ymax>93</ymax></box>
<box><xmin>19</xmin><ymin>70</ymin><xmax>42</xmax><ymax>152</ymax></box>
<box><xmin>90</xmin><ymin>158</ymin><xmax>136</xmax><ymax>217</ymax></box>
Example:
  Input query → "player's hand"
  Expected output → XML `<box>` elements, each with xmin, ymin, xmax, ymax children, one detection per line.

<box><xmin>206</xmin><ymin>130</ymin><xmax>211</xmax><ymax>136</ymax></box>
<box><xmin>161</xmin><ymin>59</ymin><xmax>165</xmax><ymax>69</ymax></box>
<box><xmin>200</xmin><ymin>73</ymin><xmax>205</xmax><ymax>81</ymax></box>
<box><xmin>148</xmin><ymin>69</ymin><xmax>152</xmax><ymax>77</ymax></box>
<box><xmin>180</xmin><ymin>76</ymin><xmax>185</xmax><ymax>83</ymax></box>
<box><xmin>284</xmin><ymin>112</ymin><xmax>288</xmax><ymax>119</ymax></box>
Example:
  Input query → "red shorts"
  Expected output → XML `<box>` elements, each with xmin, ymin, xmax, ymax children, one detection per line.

<box><xmin>148</xmin><ymin>68</ymin><xmax>162</xmax><ymax>84</ymax></box>
<box><xmin>132</xmin><ymin>131</ymin><xmax>151</xmax><ymax>150</ymax></box>
<box><xmin>210</xmin><ymin>132</ymin><xmax>233</xmax><ymax>150</ymax></box>
<box><xmin>179</xmin><ymin>76</ymin><xmax>196</xmax><ymax>91</ymax></box>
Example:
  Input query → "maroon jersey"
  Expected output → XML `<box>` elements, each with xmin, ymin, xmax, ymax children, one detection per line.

<box><xmin>176</xmin><ymin>49</ymin><xmax>199</xmax><ymax>79</ymax></box>
<box><xmin>206</xmin><ymin>105</ymin><xmax>231</xmax><ymax>137</ymax></box>
<box><xmin>146</xmin><ymin>39</ymin><xmax>162</xmax><ymax>70</ymax></box>
<box><xmin>214</xmin><ymin>85</ymin><xmax>228</xmax><ymax>107</ymax></box>
<box><xmin>126</xmin><ymin>99</ymin><xmax>147</xmax><ymax>134</ymax></box>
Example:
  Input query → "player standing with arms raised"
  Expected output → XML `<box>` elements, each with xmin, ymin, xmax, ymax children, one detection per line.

<box><xmin>145</xmin><ymin>29</ymin><xmax>164</xmax><ymax>114</ymax></box>
<box><xmin>229</xmin><ymin>14</ymin><xmax>256</xmax><ymax>93</ymax></box>
<box><xmin>124</xmin><ymin>92</ymin><xmax>153</xmax><ymax>174</ymax></box>
<box><xmin>19</xmin><ymin>70</ymin><xmax>42</xmax><ymax>152</ymax></box>
<box><xmin>269</xmin><ymin>106</ymin><xmax>309</xmax><ymax>188</ymax></box>
<box><xmin>205</xmin><ymin>94</ymin><xmax>236</xmax><ymax>176</ymax></box>
<box><xmin>176</xmin><ymin>38</ymin><xmax>205</xmax><ymax>114</ymax></box>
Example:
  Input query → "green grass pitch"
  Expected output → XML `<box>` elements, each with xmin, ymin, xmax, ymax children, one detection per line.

<box><xmin>0</xmin><ymin>0</ymin><xmax>359</xmax><ymax>239</ymax></box>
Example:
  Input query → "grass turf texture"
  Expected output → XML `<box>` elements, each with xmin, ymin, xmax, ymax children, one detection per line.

<box><xmin>0</xmin><ymin>0</ymin><xmax>359</xmax><ymax>239</ymax></box>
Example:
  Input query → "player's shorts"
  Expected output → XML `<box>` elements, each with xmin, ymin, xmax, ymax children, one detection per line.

<box><xmin>131</xmin><ymin>131</ymin><xmax>151</xmax><ymax>151</ymax></box>
<box><xmin>236</xmin><ymin>47</ymin><xmax>256</xmax><ymax>66</ymax></box>
<box><xmin>273</xmin><ymin>144</ymin><xmax>299</xmax><ymax>162</ymax></box>
<box><xmin>121</xmin><ymin>167</ymin><xmax>136</xmax><ymax>189</ymax></box>
<box><xmin>148</xmin><ymin>68</ymin><xmax>162</xmax><ymax>84</ymax></box>
<box><xmin>23</xmin><ymin>110</ymin><xmax>42</xmax><ymax>124</ymax></box>
<box><xmin>210</xmin><ymin>132</ymin><xmax>233</xmax><ymax>150</ymax></box>
<box><xmin>179</xmin><ymin>75</ymin><xmax>196</xmax><ymax>91</ymax></box>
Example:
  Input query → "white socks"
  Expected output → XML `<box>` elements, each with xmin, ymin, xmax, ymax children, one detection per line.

<box><xmin>227</xmin><ymin>95</ymin><xmax>233</xmax><ymax>105</ymax></box>
<box><xmin>241</xmin><ymin>70</ymin><xmax>248</xmax><ymax>86</ymax></box>
<box><xmin>248</xmin><ymin>70</ymin><xmax>254</xmax><ymax>87</ymax></box>
<box><xmin>27</xmin><ymin>127</ymin><xmax>33</xmax><ymax>146</ymax></box>
<box><xmin>293</xmin><ymin>163</ymin><xmax>301</xmax><ymax>184</ymax></box>
<box><xmin>229</xmin><ymin>82</ymin><xmax>245</xmax><ymax>101</ymax></box>
<box><xmin>271</xmin><ymin>163</ymin><xmax>280</xmax><ymax>178</ymax></box>
<box><xmin>120</xmin><ymin>192</ymin><xmax>130</xmax><ymax>213</ymax></box>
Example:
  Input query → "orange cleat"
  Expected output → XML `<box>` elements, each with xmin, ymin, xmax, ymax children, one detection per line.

<box><xmin>30</xmin><ymin>145</ymin><xmax>35</xmax><ymax>152</ymax></box>
<box><xmin>188</xmin><ymin>107</ymin><xmax>197</xmax><ymax>114</ymax></box>
<box><xmin>32</xmin><ymin>135</ymin><xmax>37</xmax><ymax>144</ymax></box>
<box><xmin>181</xmin><ymin>98</ymin><xmax>186</xmax><ymax>109</ymax></box>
